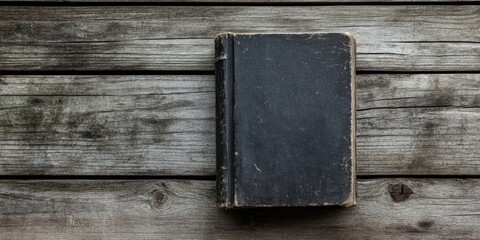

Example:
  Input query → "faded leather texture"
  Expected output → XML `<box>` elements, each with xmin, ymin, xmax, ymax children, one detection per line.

<box><xmin>215</xmin><ymin>33</ymin><xmax>356</xmax><ymax>208</ymax></box>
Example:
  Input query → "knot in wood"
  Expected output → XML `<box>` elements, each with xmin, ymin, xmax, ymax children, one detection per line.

<box><xmin>149</xmin><ymin>190</ymin><xmax>167</xmax><ymax>209</ymax></box>
<box><xmin>389</xmin><ymin>184</ymin><xmax>413</xmax><ymax>202</ymax></box>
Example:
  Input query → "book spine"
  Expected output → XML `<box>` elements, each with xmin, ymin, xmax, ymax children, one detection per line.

<box><xmin>215</xmin><ymin>33</ymin><xmax>234</xmax><ymax>208</ymax></box>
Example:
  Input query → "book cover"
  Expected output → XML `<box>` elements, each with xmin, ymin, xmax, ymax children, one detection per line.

<box><xmin>215</xmin><ymin>33</ymin><xmax>356</xmax><ymax>208</ymax></box>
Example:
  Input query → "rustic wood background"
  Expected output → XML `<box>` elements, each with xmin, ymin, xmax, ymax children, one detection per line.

<box><xmin>0</xmin><ymin>1</ymin><xmax>479</xmax><ymax>239</ymax></box>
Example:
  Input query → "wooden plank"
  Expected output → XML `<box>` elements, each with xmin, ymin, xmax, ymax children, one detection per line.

<box><xmin>0</xmin><ymin>6</ymin><xmax>478</xmax><ymax>71</ymax></box>
<box><xmin>357</xmin><ymin>74</ymin><xmax>480</xmax><ymax>175</ymax></box>
<box><xmin>0</xmin><ymin>74</ymin><xmax>478</xmax><ymax>176</ymax></box>
<box><xmin>0</xmin><ymin>179</ymin><xmax>479</xmax><ymax>239</ymax></box>
<box><xmin>0</xmin><ymin>75</ymin><xmax>216</xmax><ymax>176</ymax></box>
<box><xmin>357</xmin><ymin>74</ymin><xmax>480</xmax><ymax>110</ymax></box>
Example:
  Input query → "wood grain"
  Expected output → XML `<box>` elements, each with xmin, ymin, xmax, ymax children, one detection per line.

<box><xmin>357</xmin><ymin>74</ymin><xmax>480</xmax><ymax>175</ymax></box>
<box><xmin>0</xmin><ymin>74</ymin><xmax>478</xmax><ymax>176</ymax></box>
<box><xmin>0</xmin><ymin>179</ymin><xmax>479</xmax><ymax>239</ymax></box>
<box><xmin>0</xmin><ymin>75</ymin><xmax>215</xmax><ymax>175</ymax></box>
<box><xmin>0</xmin><ymin>6</ymin><xmax>478</xmax><ymax>71</ymax></box>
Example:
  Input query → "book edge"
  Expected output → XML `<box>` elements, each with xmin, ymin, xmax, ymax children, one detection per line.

<box><xmin>342</xmin><ymin>32</ymin><xmax>357</xmax><ymax>208</ymax></box>
<box><xmin>215</xmin><ymin>33</ymin><xmax>235</xmax><ymax>208</ymax></box>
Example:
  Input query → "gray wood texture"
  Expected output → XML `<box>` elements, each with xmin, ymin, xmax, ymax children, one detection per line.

<box><xmin>1</xmin><ymin>178</ymin><xmax>479</xmax><ymax>239</ymax></box>
<box><xmin>1</xmin><ymin>1</ymin><xmax>478</xmax><ymax>238</ymax></box>
<box><xmin>0</xmin><ymin>6</ymin><xmax>478</xmax><ymax>71</ymax></box>
<box><xmin>357</xmin><ymin>74</ymin><xmax>480</xmax><ymax>175</ymax></box>
<box><xmin>0</xmin><ymin>75</ymin><xmax>215</xmax><ymax>176</ymax></box>
<box><xmin>0</xmin><ymin>74</ymin><xmax>478</xmax><ymax>176</ymax></box>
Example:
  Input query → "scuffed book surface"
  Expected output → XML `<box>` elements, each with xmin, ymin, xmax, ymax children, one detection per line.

<box><xmin>215</xmin><ymin>33</ymin><xmax>356</xmax><ymax>208</ymax></box>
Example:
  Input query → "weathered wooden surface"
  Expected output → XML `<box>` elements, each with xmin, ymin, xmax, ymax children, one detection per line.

<box><xmin>0</xmin><ymin>179</ymin><xmax>479</xmax><ymax>239</ymax></box>
<box><xmin>357</xmin><ymin>74</ymin><xmax>480</xmax><ymax>175</ymax></box>
<box><xmin>0</xmin><ymin>0</ymin><xmax>477</xmax><ymax>238</ymax></box>
<box><xmin>0</xmin><ymin>74</ymin><xmax>478</xmax><ymax>176</ymax></box>
<box><xmin>0</xmin><ymin>75</ymin><xmax>215</xmax><ymax>176</ymax></box>
<box><xmin>0</xmin><ymin>6</ymin><xmax>478</xmax><ymax>71</ymax></box>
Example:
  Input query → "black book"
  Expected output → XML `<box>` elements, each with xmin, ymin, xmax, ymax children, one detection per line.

<box><xmin>215</xmin><ymin>33</ymin><xmax>356</xmax><ymax>208</ymax></box>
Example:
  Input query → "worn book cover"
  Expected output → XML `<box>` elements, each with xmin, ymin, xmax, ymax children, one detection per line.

<box><xmin>215</xmin><ymin>33</ymin><xmax>356</xmax><ymax>208</ymax></box>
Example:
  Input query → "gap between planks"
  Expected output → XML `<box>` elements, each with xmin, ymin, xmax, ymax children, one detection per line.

<box><xmin>0</xmin><ymin>0</ymin><xmax>479</xmax><ymax>4</ymax></box>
